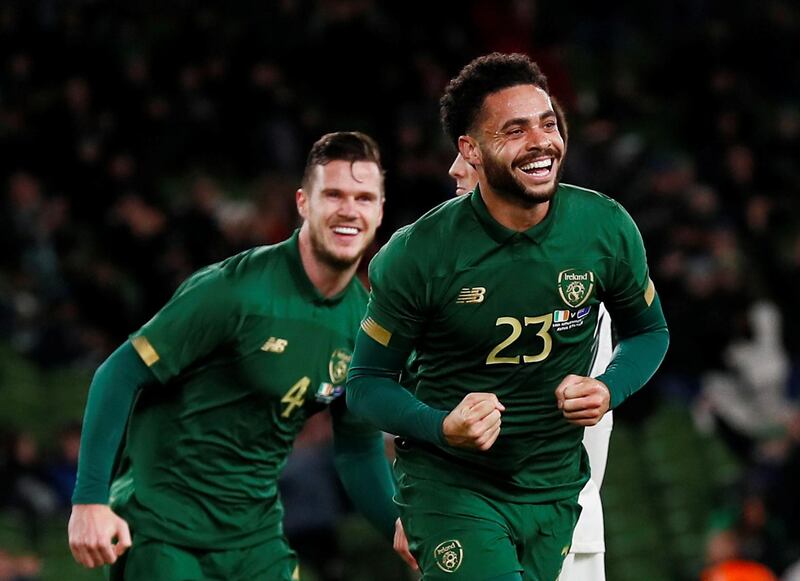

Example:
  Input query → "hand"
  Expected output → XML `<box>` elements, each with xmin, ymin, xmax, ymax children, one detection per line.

<box><xmin>68</xmin><ymin>504</ymin><xmax>132</xmax><ymax>568</ymax></box>
<box><xmin>393</xmin><ymin>518</ymin><xmax>418</xmax><ymax>571</ymax></box>
<box><xmin>554</xmin><ymin>374</ymin><xmax>610</xmax><ymax>426</ymax></box>
<box><xmin>442</xmin><ymin>392</ymin><xmax>504</xmax><ymax>450</ymax></box>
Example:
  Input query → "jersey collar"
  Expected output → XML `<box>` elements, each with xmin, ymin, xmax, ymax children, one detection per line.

<box><xmin>286</xmin><ymin>229</ymin><xmax>352</xmax><ymax>305</ymax></box>
<box><xmin>470</xmin><ymin>183</ymin><xmax>561</xmax><ymax>244</ymax></box>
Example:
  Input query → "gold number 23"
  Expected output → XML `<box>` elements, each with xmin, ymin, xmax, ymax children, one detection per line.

<box><xmin>486</xmin><ymin>314</ymin><xmax>553</xmax><ymax>365</ymax></box>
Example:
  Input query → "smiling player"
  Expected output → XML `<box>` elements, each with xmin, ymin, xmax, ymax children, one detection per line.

<box><xmin>347</xmin><ymin>53</ymin><xmax>669</xmax><ymax>580</ymax></box>
<box><xmin>68</xmin><ymin>132</ymin><xmax>410</xmax><ymax>580</ymax></box>
<box><xmin>448</xmin><ymin>106</ymin><xmax>616</xmax><ymax>581</ymax></box>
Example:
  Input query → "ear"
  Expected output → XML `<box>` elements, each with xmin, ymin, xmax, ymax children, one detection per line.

<box><xmin>296</xmin><ymin>188</ymin><xmax>308</xmax><ymax>219</ymax></box>
<box><xmin>458</xmin><ymin>136</ymin><xmax>481</xmax><ymax>168</ymax></box>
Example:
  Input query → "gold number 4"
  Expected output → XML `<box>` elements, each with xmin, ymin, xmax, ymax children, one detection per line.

<box><xmin>281</xmin><ymin>376</ymin><xmax>310</xmax><ymax>417</ymax></box>
<box><xmin>486</xmin><ymin>314</ymin><xmax>553</xmax><ymax>365</ymax></box>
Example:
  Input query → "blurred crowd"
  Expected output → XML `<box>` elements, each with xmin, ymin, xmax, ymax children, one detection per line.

<box><xmin>1</xmin><ymin>0</ymin><xmax>800</xmax><ymax>579</ymax></box>
<box><xmin>0</xmin><ymin>424</ymin><xmax>79</xmax><ymax>581</ymax></box>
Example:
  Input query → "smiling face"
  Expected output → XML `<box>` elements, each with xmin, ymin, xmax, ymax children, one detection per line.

<box><xmin>297</xmin><ymin>160</ymin><xmax>384</xmax><ymax>271</ymax></box>
<box><xmin>462</xmin><ymin>84</ymin><xmax>565</xmax><ymax>207</ymax></box>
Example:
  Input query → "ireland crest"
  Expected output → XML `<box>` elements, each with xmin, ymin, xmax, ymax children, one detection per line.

<box><xmin>328</xmin><ymin>348</ymin><xmax>352</xmax><ymax>385</ymax></box>
<box><xmin>558</xmin><ymin>269</ymin><xmax>594</xmax><ymax>308</ymax></box>
<box><xmin>434</xmin><ymin>540</ymin><xmax>463</xmax><ymax>573</ymax></box>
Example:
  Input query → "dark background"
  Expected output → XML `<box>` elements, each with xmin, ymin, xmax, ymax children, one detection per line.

<box><xmin>1</xmin><ymin>1</ymin><xmax>799</xmax><ymax>580</ymax></box>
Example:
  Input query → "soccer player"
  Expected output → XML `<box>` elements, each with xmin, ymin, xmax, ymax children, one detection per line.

<box><xmin>68</xmin><ymin>132</ymin><xmax>405</xmax><ymax>579</ymax></box>
<box><xmin>449</xmin><ymin>102</ymin><xmax>614</xmax><ymax>581</ymax></box>
<box><xmin>347</xmin><ymin>53</ymin><xmax>669</xmax><ymax>581</ymax></box>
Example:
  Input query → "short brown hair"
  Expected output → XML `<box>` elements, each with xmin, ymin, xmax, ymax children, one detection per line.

<box><xmin>301</xmin><ymin>131</ymin><xmax>384</xmax><ymax>191</ymax></box>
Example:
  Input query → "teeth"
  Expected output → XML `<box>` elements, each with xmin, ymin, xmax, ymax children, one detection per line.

<box><xmin>333</xmin><ymin>226</ymin><xmax>359</xmax><ymax>235</ymax></box>
<box><xmin>520</xmin><ymin>159</ymin><xmax>553</xmax><ymax>171</ymax></box>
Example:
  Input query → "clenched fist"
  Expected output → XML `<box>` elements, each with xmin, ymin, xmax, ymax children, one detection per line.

<box><xmin>554</xmin><ymin>374</ymin><xmax>610</xmax><ymax>426</ymax></box>
<box><xmin>442</xmin><ymin>392</ymin><xmax>505</xmax><ymax>450</ymax></box>
<box><xmin>68</xmin><ymin>504</ymin><xmax>132</xmax><ymax>568</ymax></box>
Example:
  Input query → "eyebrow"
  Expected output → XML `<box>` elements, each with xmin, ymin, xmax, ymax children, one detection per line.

<box><xmin>499</xmin><ymin>110</ymin><xmax>557</xmax><ymax>131</ymax></box>
<box><xmin>320</xmin><ymin>188</ymin><xmax>380</xmax><ymax>198</ymax></box>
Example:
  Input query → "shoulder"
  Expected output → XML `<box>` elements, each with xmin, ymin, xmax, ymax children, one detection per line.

<box><xmin>372</xmin><ymin>196</ymin><xmax>471</xmax><ymax>274</ymax></box>
<box><xmin>558</xmin><ymin>183</ymin><xmax>639</xmax><ymax>233</ymax></box>
<box><xmin>558</xmin><ymin>183</ymin><xmax>623</xmax><ymax>214</ymax></box>
<box><xmin>177</xmin><ymin>240</ymin><xmax>290</xmax><ymax>299</ymax></box>
<box><xmin>219</xmin><ymin>239</ymin><xmax>291</xmax><ymax>277</ymax></box>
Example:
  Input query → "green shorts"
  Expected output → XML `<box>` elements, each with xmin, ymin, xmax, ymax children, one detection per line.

<box><xmin>110</xmin><ymin>532</ymin><xmax>299</xmax><ymax>581</ymax></box>
<box><xmin>396</xmin><ymin>467</ymin><xmax>580</xmax><ymax>581</ymax></box>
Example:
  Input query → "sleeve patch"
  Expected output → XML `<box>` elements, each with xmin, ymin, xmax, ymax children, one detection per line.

<box><xmin>644</xmin><ymin>278</ymin><xmax>655</xmax><ymax>307</ymax></box>
<box><xmin>361</xmin><ymin>317</ymin><xmax>392</xmax><ymax>347</ymax></box>
<box><xmin>131</xmin><ymin>335</ymin><xmax>160</xmax><ymax>367</ymax></box>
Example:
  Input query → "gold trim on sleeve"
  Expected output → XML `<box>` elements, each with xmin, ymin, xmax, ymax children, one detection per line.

<box><xmin>644</xmin><ymin>278</ymin><xmax>656</xmax><ymax>306</ymax></box>
<box><xmin>361</xmin><ymin>317</ymin><xmax>392</xmax><ymax>347</ymax></box>
<box><xmin>131</xmin><ymin>335</ymin><xmax>160</xmax><ymax>367</ymax></box>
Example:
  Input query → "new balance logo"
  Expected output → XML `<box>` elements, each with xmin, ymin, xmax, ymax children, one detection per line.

<box><xmin>456</xmin><ymin>287</ymin><xmax>486</xmax><ymax>304</ymax></box>
<box><xmin>261</xmin><ymin>337</ymin><xmax>288</xmax><ymax>353</ymax></box>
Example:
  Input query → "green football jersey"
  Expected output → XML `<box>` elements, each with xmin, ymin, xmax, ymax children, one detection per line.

<box><xmin>364</xmin><ymin>184</ymin><xmax>656</xmax><ymax>503</ymax></box>
<box><xmin>113</xmin><ymin>230</ymin><xmax>368</xmax><ymax>549</ymax></box>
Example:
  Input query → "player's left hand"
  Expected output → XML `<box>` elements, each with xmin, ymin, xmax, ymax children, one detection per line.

<box><xmin>393</xmin><ymin>518</ymin><xmax>418</xmax><ymax>571</ymax></box>
<box><xmin>554</xmin><ymin>374</ymin><xmax>610</xmax><ymax>426</ymax></box>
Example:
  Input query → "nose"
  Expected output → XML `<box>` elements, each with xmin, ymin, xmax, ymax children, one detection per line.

<box><xmin>448</xmin><ymin>160</ymin><xmax>463</xmax><ymax>180</ymax></box>
<box><xmin>337</xmin><ymin>195</ymin><xmax>358</xmax><ymax>217</ymax></box>
<box><xmin>526</xmin><ymin>127</ymin><xmax>551</xmax><ymax>151</ymax></box>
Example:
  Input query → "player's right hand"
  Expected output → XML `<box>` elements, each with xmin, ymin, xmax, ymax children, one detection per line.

<box><xmin>393</xmin><ymin>517</ymin><xmax>419</xmax><ymax>571</ymax></box>
<box><xmin>68</xmin><ymin>504</ymin><xmax>132</xmax><ymax>568</ymax></box>
<box><xmin>442</xmin><ymin>392</ymin><xmax>504</xmax><ymax>450</ymax></box>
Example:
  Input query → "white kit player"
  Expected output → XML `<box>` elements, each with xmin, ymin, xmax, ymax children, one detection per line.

<box><xmin>449</xmin><ymin>153</ymin><xmax>614</xmax><ymax>581</ymax></box>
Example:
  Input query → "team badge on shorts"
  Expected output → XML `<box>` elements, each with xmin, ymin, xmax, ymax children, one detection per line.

<box><xmin>433</xmin><ymin>539</ymin><xmax>463</xmax><ymax>573</ymax></box>
<box><xmin>328</xmin><ymin>348</ymin><xmax>352</xmax><ymax>385</ymax></box>
<box><xmin>558</xmin><ymin>269</ymin><xmax>595</xmax><ymax>308</ymax></box>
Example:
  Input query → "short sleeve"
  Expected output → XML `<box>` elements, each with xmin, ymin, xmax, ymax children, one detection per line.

<box><xmin>603</xmin><ymin>205</ymin><xmax>657</xmax><ymax>336</ymax></box>
<box><xmin>363</xmin><ymin>229</ymin><xmax>428</xmax><ymax>351</ymax></box>
<box><xmin>129</xmin><ymin>265</ymin><xmax>241</xmax><ymax>383</ymax></box>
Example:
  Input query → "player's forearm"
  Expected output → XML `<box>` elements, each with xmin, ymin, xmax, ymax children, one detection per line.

<box><xmin>346</xmin><ymin>330</ymin><xmax>448</xmax><ymax>446</ymax></box>
<box><xmin>597</xmin><ymin>295</ymin><xmax>669</xmax><ymax>408</ymax></box>
<box><xmin>72</xmin><ymin>340</ymin><xmax>155</xmax><ymax>504</ymax></box>
<box><xmin>333</xmin><ymin>431</ymin><xmax>398</xmax><ymax>541</ymax></box>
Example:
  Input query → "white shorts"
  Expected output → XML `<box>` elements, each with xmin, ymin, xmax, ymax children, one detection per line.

<box><xmin>558</xmin><ymin>552</ymin><xmax>605</xmax><ymax>581</ymax></box>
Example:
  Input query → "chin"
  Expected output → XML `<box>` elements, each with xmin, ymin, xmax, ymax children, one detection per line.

<box><xmin>322</xmin><ymin>249</ymin><xmax>364</xmax><ymax>271</ymax></box>
<box><xmin>525</xmin><ymin>186</ymin><xmax>557</xmax><ymax>202</ymax></box>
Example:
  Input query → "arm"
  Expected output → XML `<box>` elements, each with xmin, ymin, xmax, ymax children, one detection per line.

<box><xmin>346</xmin><ymin>329</ymin><xmax>448</xmax><ymax>446</ymax></box>
<box><xmin>330</xmin><ymin>396</ymin><xmax>397</xmax><ymax>540</ymax></box>
<box><xmin>330</xmin><ymin>395</ymin><xmax>418</xmax><ymax>570</ymax></box>
<box><xmin>72</xmin><ymin>341</ymin><xmax>156</xmax><ymax>503</ymax></box>
<box><xmin>69</xmin><ymin>340</ymin><xmax>156</xmax><ymax>567</ymax></box>
<box><xmin>347</xmin><ymin>329</ymin><xmax>505</xmax><ymax>450</ymax></box>
<box><xmin>69</xmin><ymin>265</ymin><xmax>240</xmax><ymax>567</ymax></box>
<box><xmin>597</xmin><ymin>292</ymin><xmax>669</xmax><ymax>408</ymax></box>
<box><xmin>556</xmin><ymin>204</ymin><xmax>669</xmax><ymax>423</ymax></box>
<box><xmin>555</xmin><ymin>293</ymin><xmax>669</xmax><ymax>424</ymax></box>
<box><xmin>350</xmin><ymin>231</ymin><xmax>504</xmax><ymax>450</ymax></box>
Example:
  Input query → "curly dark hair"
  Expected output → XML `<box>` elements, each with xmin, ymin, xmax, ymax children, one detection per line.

<box><xmin>440</xmin><ymin>53</ymin><xmax>550</xmax><ymax>147</ymax></box>
<box><xmin>301</xmin><ymin>131</ymin><xmax>384</xmax><ymax>190</ymax></box>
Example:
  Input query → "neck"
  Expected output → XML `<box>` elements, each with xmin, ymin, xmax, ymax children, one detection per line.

<box><xmin>298</xmin><ymin>224</ymin><xmax>359</xmax><ymax>298</ymax></box>
<box><xmin>479</xmin><ymin>181</ymin><xmax>551</xmax><ymax>232</ymax></box>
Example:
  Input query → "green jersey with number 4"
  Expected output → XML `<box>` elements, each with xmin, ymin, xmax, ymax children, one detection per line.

<box><xmin>113</xmin><ymin>230</ymin><xmax>367</xmax><ymax>549</ymax></box>
<box><xmin>364</xmin><ymin>184</ymin><xmax>658</xmax><ymax>503</ymax></box>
